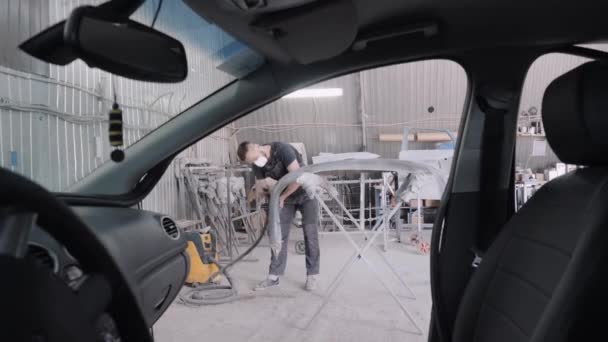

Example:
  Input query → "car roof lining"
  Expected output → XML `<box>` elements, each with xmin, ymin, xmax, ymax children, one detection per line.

<box><xmin>183</xmin><ymin>0</ymin><xmax>608</xmax><ymax>64</ymax></box>
<box><xmin>183</xmin><ymin>0</ymin><xmax>361</xmax><ymax>64</ymax></box>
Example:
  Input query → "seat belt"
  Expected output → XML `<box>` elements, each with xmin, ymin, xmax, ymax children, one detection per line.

<box><xmin>470</xmin><ymin>247</ymin><xmax>484</xmax><ymax>268</ymax></box>
<box><xmin>471</xmin><ymin>154</ymin><xmax>517</xmax><ymax>270</ymax></box>
<box><xmin>473</xmin><ymin>96</ymin><xmax>509</xmax><ymax>268</ymax></box>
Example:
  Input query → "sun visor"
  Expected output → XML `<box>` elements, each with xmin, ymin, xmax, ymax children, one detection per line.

<box><xmin>251</xmin><ymin>0</ymin><xmax>358</xmax><ymax>64</ymax></box>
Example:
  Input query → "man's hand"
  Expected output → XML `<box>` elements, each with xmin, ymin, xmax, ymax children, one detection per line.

<box><xmin>264</xmin><ymin>177</ymin><xmax>277</xmax><ymax>189</ymax></box>
<box><xmin>279</xmin><ymin>196</ymin><xmax>285</xmax><ymax>209</ymax></box>
<box><xmin>247</xmin><ymin>188</ymin><xmax>257</xmax><ymax>203</ymax></box>
<box><xmin>255</xmin><ymin>177</ymin><xmax>277</xmax><ymax>196</ymax></box>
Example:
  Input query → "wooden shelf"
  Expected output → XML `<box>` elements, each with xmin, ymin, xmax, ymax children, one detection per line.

<box><xmin>517</xmin><ymin>133</ymin><xmax>546</xmax><ymax>137</ymax></box>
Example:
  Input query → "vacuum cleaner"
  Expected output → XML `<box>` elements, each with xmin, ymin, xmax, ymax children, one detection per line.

<box><xmin>177</xmin><ymin>225</ymin><xmax>266</xmax><ymax>306</ymax></box>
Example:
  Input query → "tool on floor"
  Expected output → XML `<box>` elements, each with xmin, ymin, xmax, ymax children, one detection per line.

<box><xmin>178</xmin><ymin>227</ymin><xmax>237</xmax><ymax>305</ymax></box>
<box><xmin>295</xmin><ymin>240</ymin><xmax>306</xmax><ymax>255</ymax></box>
<box><xmin>407</xmin><ymin>192</ymin><xmax>431</xmax><ymax>255</ymax></box>
<box><xmin>177</xmin><ymin>222</ymin><xmax>268</xmax><ymax>306</ymax></box>
<box><xmin>184</xmin><ymin>227</ymin><xmax>220</xmax><ymax>285</ymax></box>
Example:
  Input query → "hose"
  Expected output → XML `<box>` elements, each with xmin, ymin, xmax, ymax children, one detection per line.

<box><xmin>176</xmin><ymin>263</ymin><xmax>237</xmax><ymax>306</ymax></box>
<box><xmin>177</xmin><ymin>222</ymin><xmax>267</xmax><ymax>306</ymax></box>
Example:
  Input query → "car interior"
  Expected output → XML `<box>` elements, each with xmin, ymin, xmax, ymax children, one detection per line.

<box><xmin>1</xmin><ymin>0</ymin><xmax>608</xmax><ymax>341</ymax></box>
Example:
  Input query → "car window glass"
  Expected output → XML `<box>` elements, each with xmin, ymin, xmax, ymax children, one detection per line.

<box><xmin>514</xmin><ymin>46</ymin><xmax>608</xmax><ymax>210</ymax></box>
<box><xmin>0</xmin><ymin>0</ymin><xmax>262</xmax><ymax>191</ymax></box>
<box><xmin>152</xmin><ymin>59</ymin><xmax>468</xmax><ymax>340</ymax></box>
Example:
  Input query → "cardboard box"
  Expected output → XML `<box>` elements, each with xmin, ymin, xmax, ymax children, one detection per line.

<box><xmin>424</xmin><ymin>199</ymin><xmax>441</xmax><ymax>208</ymax></box>
<box><xmin>545</xmin><ymin>168</ymin><xmax>558</xmax><ymax>181</ymax></box>
<box><xmin>409</xmin><ymin>199</ymin><xmax>441</xmax><ymax>208</ymax></box>
<box><xmin>535</xmin><ymin>173</ymin><xmax>545</xmax><ymax>182</ymax></box>
<box><xmin>409</xmin><ymin>199</ymin><xmax>423</xmax><ymax>209</ymax></box>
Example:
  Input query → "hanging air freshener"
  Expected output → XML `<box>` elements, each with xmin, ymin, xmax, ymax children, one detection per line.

<box><xmin>109</xmin><ymin>102</ymin><xmax>125</xmax><ymax>162</ymax></box>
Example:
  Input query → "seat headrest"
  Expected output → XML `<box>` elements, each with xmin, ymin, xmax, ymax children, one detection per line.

<box><xmin>542</xmin><ymin>61</ymin><xmax>608</xmax><ymax>166</ymax></box>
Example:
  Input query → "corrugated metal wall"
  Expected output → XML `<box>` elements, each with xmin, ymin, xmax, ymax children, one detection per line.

<box><xmin>236</xmin><ymin>50</ymin><xmax>607</xmax><ymax>172</ymax></box>
<box><xmin>515</xmin><ymin>49</ymin><xmax>606</xmax><ymax>170</ymax></box>
<box><xmin>234</xmin><ymin>74</ymin><xmax>363</xmax><ymax>155</ymax></box>
<box><xmin>361</xmin><ymin>60</ymin><xmax>467</xmax><ymax>158</ymax></box>
<box><xmin>0</xmin><ymin>0</ymin><xmax>49</xmax><ymax>76</ymax></box>
<box><xmin>0</xmin><ymin>0</ymin><xmax>233</xmax><ymax>219</ymax></box>
<box><xmin>235</xmin><ymin>60</ymin><xmax>467</xmax><ymax>160</ymax></box>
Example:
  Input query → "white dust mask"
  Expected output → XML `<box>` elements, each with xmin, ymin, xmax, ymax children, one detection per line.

<box><xmin>254</xmin><ymin>156</ymin><xmax>268</xmax><ymax>167</ymax></box>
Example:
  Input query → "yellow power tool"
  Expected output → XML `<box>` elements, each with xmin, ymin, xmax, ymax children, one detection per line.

<box><xmin>184</xmin><ymin>228</ymin><xmax>220</xmax><ymax>285</ymax></box>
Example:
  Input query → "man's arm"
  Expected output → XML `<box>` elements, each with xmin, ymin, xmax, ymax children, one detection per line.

<box><xmin>255</xmin><ymin>177</ymin><xmax>277</xmax><ymax>196</ymax></box>
<box><xmin>251</xmin><ymin>166</ymin><xmax>272</xmax><ymax>200</ymax></box>
<box><xmin>279</xmin><ymin>160</ymin><xmax>301</xmax><ymax>207</ymax></box>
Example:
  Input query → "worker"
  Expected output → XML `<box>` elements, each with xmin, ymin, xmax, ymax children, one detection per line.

<box><xmin>237</xmin><ymin>141</ymin><xmax>320</xmax><ymax>291</ymax></box>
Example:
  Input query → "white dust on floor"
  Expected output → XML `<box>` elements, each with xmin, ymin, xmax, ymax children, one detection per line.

<box><xmin>154</xmin><ymin>231</ymin><xmax>432</xmax><ymax>342</ymax></box>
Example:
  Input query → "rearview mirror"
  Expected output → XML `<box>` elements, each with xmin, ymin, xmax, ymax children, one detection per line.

<box><xmin>63</xmin><ymin>6</ymin><xmax>188</xmax><ymax>83</ymax></box>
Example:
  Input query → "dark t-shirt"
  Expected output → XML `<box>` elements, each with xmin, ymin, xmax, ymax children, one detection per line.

<box><xmin>253</xmin><ymin>142</ymin><xmax>305</xmax><ymax>197</ymax></box>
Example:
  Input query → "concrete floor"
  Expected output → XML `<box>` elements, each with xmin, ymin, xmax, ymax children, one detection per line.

<box><xmin>154</xmin><ymin>230</ymin><xmax>432</xmax><ymax>342</ymax></box>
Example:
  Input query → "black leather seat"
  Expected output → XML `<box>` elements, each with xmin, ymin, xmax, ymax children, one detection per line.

<box><xmin>452</xmin><ymin>61</ymin><xmax>608</xmax><ymax>342</ymax></box>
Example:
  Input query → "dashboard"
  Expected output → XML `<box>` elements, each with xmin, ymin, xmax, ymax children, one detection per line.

<box><xmin>27</xmin><ymin>206</ymin><xmax>189</xmax><ymax>327</ymax></box>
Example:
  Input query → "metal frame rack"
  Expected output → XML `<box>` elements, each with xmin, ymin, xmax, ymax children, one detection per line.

<box><xmin>177</xmin><ymin>160</ymin><xmax>264</xmax><ymax>261</ymax></box>
<box><xmin>264</xmin><ymin>159</ymin><xmax>447</xmax><ymax>334</ymax></box>
<box><xmin>318</xmin><ymin>173</ymin><xmax>428</xmax><ymax>251</ymax></box>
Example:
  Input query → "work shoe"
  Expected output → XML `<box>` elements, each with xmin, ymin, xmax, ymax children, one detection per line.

<box><xmin>254</xmin><ymin>277</ymin><xmax>279</xmax><ymax>291</ymax></box>
<box><xmin>305</xmin><ymin>275</ymin><xmax>318</xmax><ymax>291</ymax></box>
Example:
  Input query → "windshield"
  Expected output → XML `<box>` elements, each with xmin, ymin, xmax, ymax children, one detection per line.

<box><xmin>0</xmin><ymin>0</ymin><xmax>263</xmax><ymax>192</ymax></box>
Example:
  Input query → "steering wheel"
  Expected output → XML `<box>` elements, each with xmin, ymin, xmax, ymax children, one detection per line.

<box><xmin>0</xmin><ymin>167</ymin><xmax>151</xmax><ymax>342</ymax></box>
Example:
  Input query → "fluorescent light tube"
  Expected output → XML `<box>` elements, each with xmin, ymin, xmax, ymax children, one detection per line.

<box><xmin>283</xmin><ymin>88</ymin><xmax>343</xmax><ymax>99</ymax></box>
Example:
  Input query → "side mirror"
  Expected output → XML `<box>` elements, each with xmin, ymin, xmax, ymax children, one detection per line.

<box><xmin>63</xmin><ymin>6</ymin><xmax>188</xmax><ymax>83</ymax></box>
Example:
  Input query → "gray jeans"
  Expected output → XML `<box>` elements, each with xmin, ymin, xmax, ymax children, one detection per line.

<box><xmin>269</xmin><ymin>193</ymin><xmax>320</xmax><ymax>276</ymax></box>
